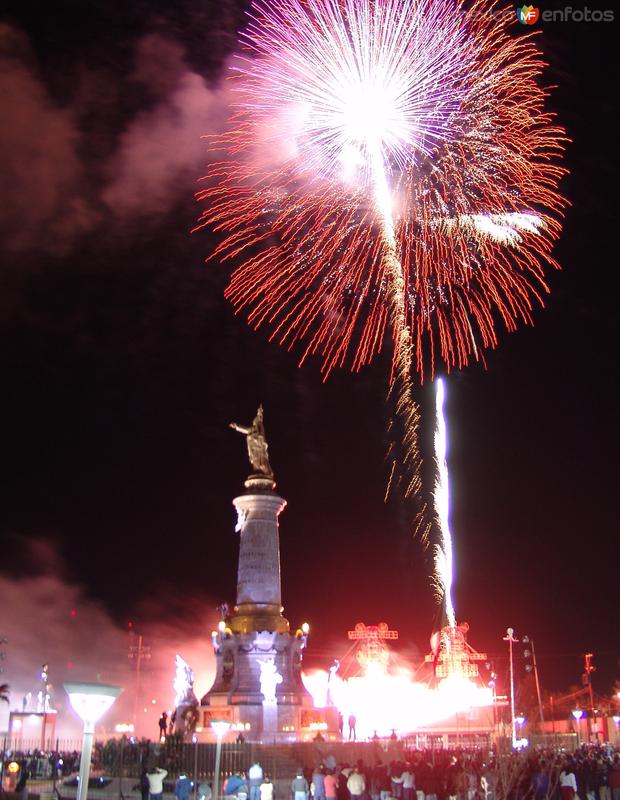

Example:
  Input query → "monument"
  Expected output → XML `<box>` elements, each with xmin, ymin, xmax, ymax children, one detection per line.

<box><xmin>199</xmin><ymin>406</ymin><xmax>315</xmax><ymax>741</ymax></box>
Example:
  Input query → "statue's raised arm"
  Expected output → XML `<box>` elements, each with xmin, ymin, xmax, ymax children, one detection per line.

<box><xmin>230</xmin><ymin>422</ymin><xmax>251</xmax><ymax>435</ymax></box>
<box><xmin>230</xmin><ymin>405</ymin><xmax>274</xmax><ymax>478</ymax></box>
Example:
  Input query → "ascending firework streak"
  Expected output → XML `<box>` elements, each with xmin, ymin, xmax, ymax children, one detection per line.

<box><xmin>196</xmin><ymin>0</ymin><xmax>566</xmax><ymax>569</ymax></box>
<box><xmin>433</xmin><ymin>378</ymin><xmax>456</xmax><ymax>628</ymax></box>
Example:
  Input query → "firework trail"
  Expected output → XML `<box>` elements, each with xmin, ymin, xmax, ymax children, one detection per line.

<box><xmin>196</xmin><ymin>0</ymin><xmax>566</xmax><ymax>551</ymax></box>
<box><xmin>433</xmin><ymin>378</ymin><xmax>456</xmax><ymax>627</ymax></box>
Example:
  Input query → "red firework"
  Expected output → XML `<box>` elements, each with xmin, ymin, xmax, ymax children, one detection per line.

<box><xmin>195</xmin><ymin>0</ymin><xmax>567</xmax><ymax>381</ymax></box>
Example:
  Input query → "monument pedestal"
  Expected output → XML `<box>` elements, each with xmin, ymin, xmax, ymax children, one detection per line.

<box><xmin>201</xmin><ymin>469</ymin><xmax>313</xmax><ymax>741</ymax></box>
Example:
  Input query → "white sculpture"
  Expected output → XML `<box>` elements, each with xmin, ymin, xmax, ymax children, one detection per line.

<box><xmin>259</xmin><ymin>657</ymin><xmax>282</xmax><ymax>703</ymax></box>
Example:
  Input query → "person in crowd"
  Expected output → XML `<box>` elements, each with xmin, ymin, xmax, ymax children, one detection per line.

<box><xmin>250</xmin><ymin>762</ymin><xmax>265</xmax><ymax>800</ymax></box>
<box><xmin>399</xmin><ymin>765</ymin><xmax>416</xmax><ymax>800</ymax></box>
<box><xmin>532</xmin><ymin>760</ymin><xmax>551</xmax><ymax>800</ymax></box>
<box><xmin>225</xmin><ymin>773</ymin><xmax>247</xmax><ymax>797</ymax></box>
<box><xmin>292</xmin><ymin>769</ymin><xmax>310</xmax><ymax>800</ymax></box>
<box><xmin>175</xmin><ymin>773</ymin><xmax>193</xmax><ymax>800</ymax></box>
<box><xmin>391</xmin><ymin>763</ymin><xmax>404</xmax><ymax>800</ymax></box>
<box><xmin>198</xmin><ymin>783</ymin><xmax>213</xmax><ymax>800</ymax></box>
<box><xmin>16</xmin><ymin>760</ymin><xmax>29</xmax><ymax>800</ymax></box>
<box><xmin>260</xmin><ymin>776</ymin><xmax>274</xmax><ymax>800</ymax></box>
<box><xmin>237</xmin><ymin>773</ymin><xmax>249</xmax><ymax>800</ymax></box>
<box><xmin>373</xmin><ymin>763</ymin><xmax>391</xmax><ymax>800</ymax></box>
<box><xmin>325</xmin><ymin>770</ymin><xmax>338</xmax><ymax>800</ymax></box>
<box><xmin>147</xmin><ymin>766</ymin><xmax>168</xmax><ymax>800</ymax></box>
<box><xmin>609</xmin><ymin>756</ymin><xmax>620</xmax><ymax>800</ymax></box>
<box><xmin>313</xmin><ymin>766</ymin><xmax>326</xmax><ymax>800</ymax></box>
<box><xmin>560</xmin><ymin>762</ymin><xmax>578</xmax><ymax>800</ymax></box>
<box><xmin>140</xmin><ymin>768</ymin><xmax>151</xmax><ymax>800</ymax></box>
<box><xmin>348</xmin><ymin>767</ymin><xmax>366</xmax><ymax>800</ymax></box>
<box><xmin>593</xmin><ymin>758</ymin><xmax>610</xmax><ymax>800</ymax></box>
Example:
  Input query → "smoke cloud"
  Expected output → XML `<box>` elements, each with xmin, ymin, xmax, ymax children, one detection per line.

<box><xmin>102</xmin><ymin>34</ymin><xmax>230</xmax><ymax>221</ymax></box>
<box><xmin>0</xmin><ymin>26</ymin><xmax>230</xmax><ymax>257</ymax></box>
<box><xmin>0</xmin><ymin>540</ymin><xmax>216</xmax><ymax>740</ymax></box>
<box><xmin>0</xmin><ymin>24</ymin><xmax>98</xmax><ymax>255</ymax></box>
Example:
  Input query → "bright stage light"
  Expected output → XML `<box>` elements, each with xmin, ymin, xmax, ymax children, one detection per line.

<box><xmin>303</xmin><ymin>667</ymin><xmax>492</xmax><ymax>739</ymax></box>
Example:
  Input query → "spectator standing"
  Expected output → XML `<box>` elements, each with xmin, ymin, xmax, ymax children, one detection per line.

<box><xmin>292</xmin><ymin>770</ymin><xmax>310</xmax><ymax>800</ymax></box>
<box><xmin>325</xmin><ymin>771</ymin><xmax>338</xmax><ymax>800</ymax></box>
<box><xmin>250</xmin><ymin>763</ymin><xmax>265</xmax><ymax>800</ymax></box>
<box><xmin>596</xmin><ymin>758</ymin><xmax>611</xmax><ymax>800</ymax></box>
<box><xmin>175</xmin><ymin>774</ymin><xmax>193</xmax><ymax>800</ymax></box>
<box><xmin>313</xmin><ymin>767</ymin><xmax>326</xmax><ymax>800</ymax></box>
<box><xmin>198</xmin><ymin>784</ymin><xmax>213</xmax><ymax>800</ymax></box>
<box><xmin>140</xmin><ymin>768</ymin><xmax>150</xmax><ymax>800</ymax></box>
<box><xmin>16</xmin><ymin>761</ymin><xmax>29</xmax><ymax>800</ymax></box>
<box><xmin>147</xmin><ymin>767</ymin><xmax>168</xmax><ymax>800</ymax></box>
<box><xmin>608</xmin><ymin>757</ymin><xmax>620</xmax><ymax>800</ymax></box>
<box><xmin>560</xmin><ymin>764</ymin><xmax>578</xmax><ymax>800</ymax></box>
<box><xmin>348</xmin><ymin>768</ymin><xmax>366</xmax><ymax>800</ymax></box>
<box><xmin>224</xmin><ymin>773</ymin><xmax>246</xmax><ymax>797</ymax></box>
<box><xmin>260</xmin><ymin>777</ymin><xmax>274</xmax><ymax>800</ymax></box>
<box><xmin>237</xmin><ymin>774</ymin><xmax>249</xmax><ymax>800</ymax></box>
<box><xmin>399</xmin><ymin>767</ymin><xmax>415</xmax><ymax>800</ymax></box>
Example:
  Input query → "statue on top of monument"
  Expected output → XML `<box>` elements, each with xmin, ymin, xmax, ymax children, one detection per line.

<box><xmin>230</xmin><ymin>405</ymin><xmax>274</xmax><ymax>478</ymax></box>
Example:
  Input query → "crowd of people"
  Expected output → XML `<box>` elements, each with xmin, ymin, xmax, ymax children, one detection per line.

<box><xmin>3</xmin><ymin>742</ymin><xmax>620</xmax><ymax>800</ymax></box>
<box><xmin>215</xmin><ymin>746</ymin><xmax>620</xmax><ymax>800</ymax></box>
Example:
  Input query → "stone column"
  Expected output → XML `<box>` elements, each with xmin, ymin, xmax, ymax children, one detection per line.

<box><xmin>230</xmin><ymin>477</ymin><xmax>289</xmax><ymax>634</ymax></box>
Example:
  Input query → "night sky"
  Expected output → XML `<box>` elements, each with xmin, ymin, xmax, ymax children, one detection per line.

<box><xmin>1</xmin><ymin>0</ymin><xmax>618</xmax><ymax>709</ymax></box>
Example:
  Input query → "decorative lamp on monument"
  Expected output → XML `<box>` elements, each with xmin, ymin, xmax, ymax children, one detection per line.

<box><xmin>210</xmin><ymin>719</ymin><xmax>231</xmax><ymax>800</ymax></box>
<box><xmin>64</xmin><ymin>682</ymin><xmax>122</xmax><ymax>800</ymax></box>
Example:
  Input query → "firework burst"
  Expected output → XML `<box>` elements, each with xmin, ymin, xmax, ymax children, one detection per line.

<box><xmin>196</xmin><ymin>0</ymin><xmax>566</xmax><ymax>555</ymax></box>
<box><xmin>197</xmin><ymin>0</ymin><xmax>566</xmax><ymax>377</ymax></box>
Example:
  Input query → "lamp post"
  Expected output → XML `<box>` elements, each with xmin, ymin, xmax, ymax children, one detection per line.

<box><xmin>192</xmin><ymin>733</ymin><xmax>199</xmax><ymax>800</ymax></box>
<box><xmin>210</xmin><ymin>720</ymin><xmax>231</xmax><ymax>800</ymax></box>
<box><xmin>503</xmin><ymin>627</ymin><xmax>519</xmax><ymax>748</ymax></box>
<box><xmin>515</xmin><ymin>714</ymin><xmax>526</xmax><ymax>748</ymax></box>
<box><xmin>522</xmin><ymin>636</ymin><xmax>544</xmax><ymax>725</ymax></box>
<box><xmin>64</xmin><ymin>683</ymin><xmax>122</xmax><ymax>800</ymax></box>
<box><xmin>572</xmin><ymin>708</ymin><xmax>583</xmax><ymax>749</ymax></box>
<box><xmin>613</xmin><ymin>715</ymin><xmax>620</xmax><ymax>745</ymax></box>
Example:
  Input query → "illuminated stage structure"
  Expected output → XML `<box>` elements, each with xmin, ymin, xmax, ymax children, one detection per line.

<box><xmin>304</xmin><ymin>619</ymin><xmax>494</xmax><ymax>744</ymax></box>
<box><xmin>426</xmin><ymin>622</ymin><xmax>486</xmax><ymax>681</ymax></box>
<box><xmin>347</xmin><ymin>622</ymin><xmax>399</xmax><ymax>678</ymax></box>
<box><xmin>199</xmin><ymin>408</ymin><xmax>331</xmax><ymax>741</ymax></box>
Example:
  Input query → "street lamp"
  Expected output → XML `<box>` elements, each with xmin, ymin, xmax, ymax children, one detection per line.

<box><xmin>572</xmin><ymin>708</ymin><xmax>583</xmax><ymax>748</ymax></box>
<box><xmin>210</xmin><ymin>719</ymin><xmax>231</xmax><ymax>800</ymax></box>
<box><xmin>503</xmin><ymin>627</ymin><xmax>519</xmax><ymax>748</ymax></box>
<box><xmin>515</xmin><ymin>714</ymin><xmax>526</xmax><ymax>747</ymax></box>
<box><xmin>522</xmin><ymin>636</ymin><xmax>545</xmax><ymax>724</ymax></box>
<box><xmin>64</xmin><ymin>682</ymin><xmax>122</xmax><ymax>800</ymax></box>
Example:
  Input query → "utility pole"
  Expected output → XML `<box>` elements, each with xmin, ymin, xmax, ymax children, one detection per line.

<box><xmin>523</xmin><ymin>635</ymin><xmax>545</xmax><ymax>725</ymax></box>
<box><xmin>503</xmin><ymin>627</ymin><xmax>519</xmax><ymax>748</ymax></box>
<box><xmin>583</xmin><ymin>652</ymin><xmax>596</xmax><ymax>742</ymax></box>
<box><xmin>128</xmin><ymin>634</ymin><xmax>151</xmax><ymax>729</ymax></box>
<box><xmin>0</xmin><ymin>637</ymin><xmax>7</xmax><ymax>675</ymax></box>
